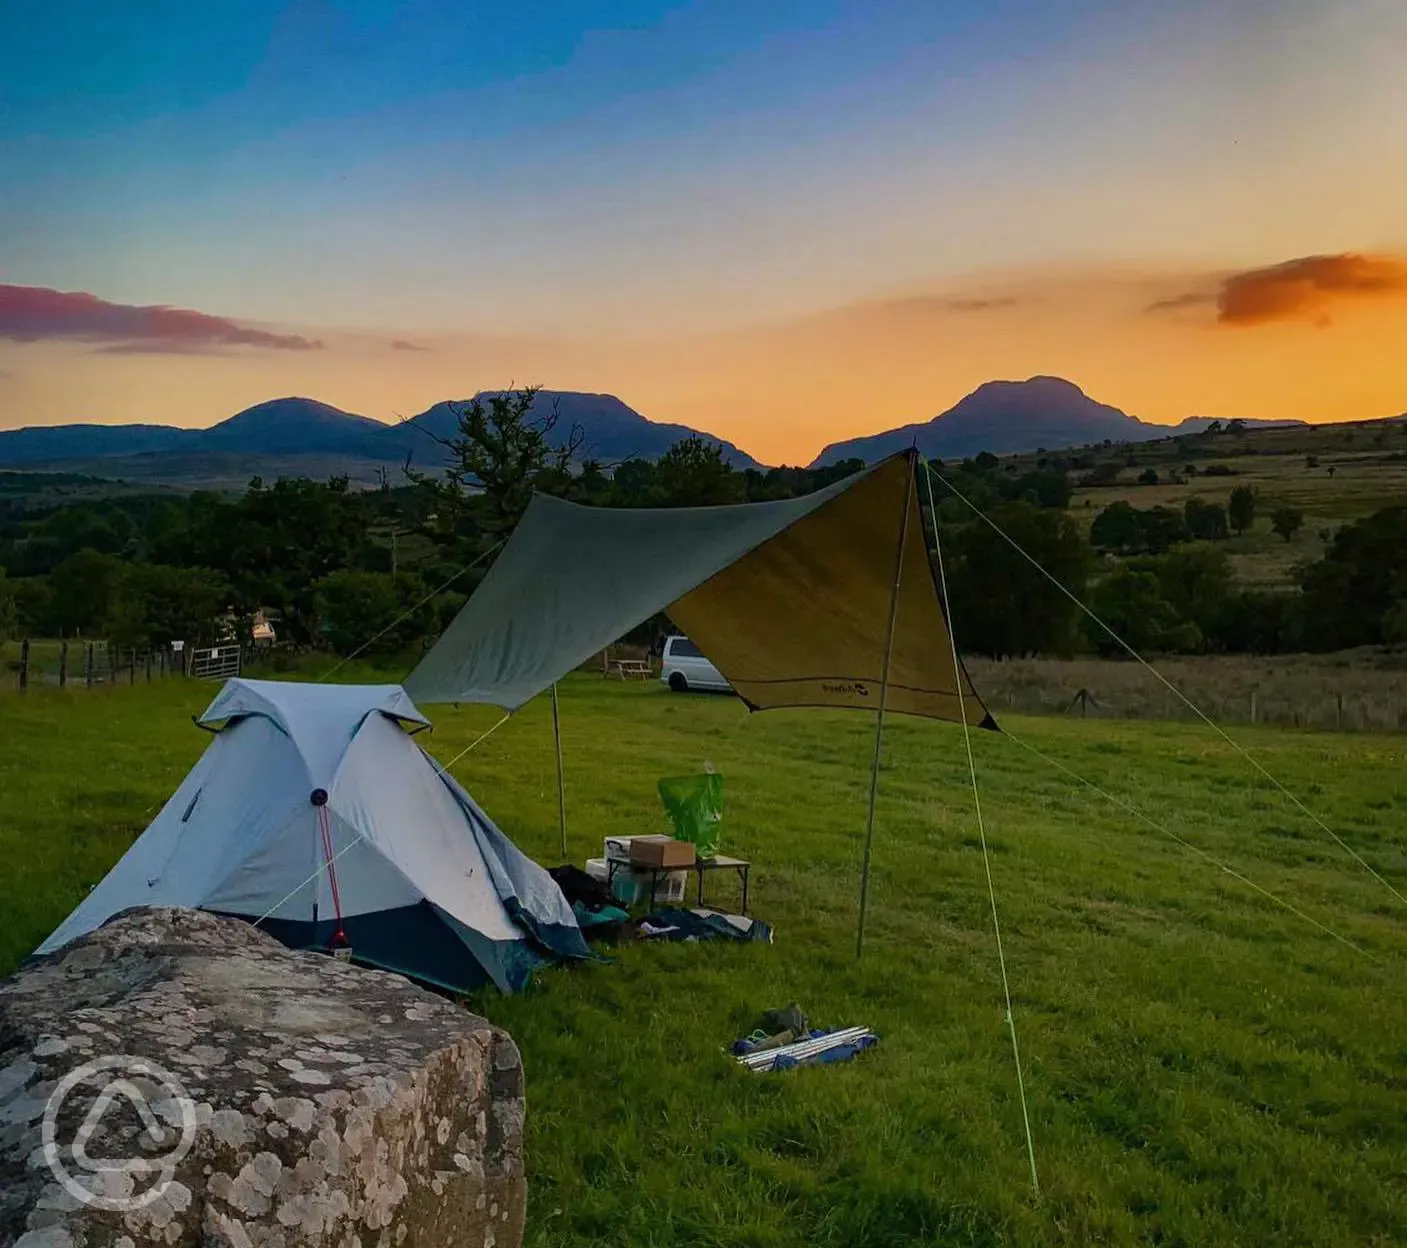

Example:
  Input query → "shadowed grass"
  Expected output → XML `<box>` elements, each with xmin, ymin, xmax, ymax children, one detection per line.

<box><xmin>1</xmin><ymin>673</ymin><xmax>1403</xmax><ymax>1245</ymax></box>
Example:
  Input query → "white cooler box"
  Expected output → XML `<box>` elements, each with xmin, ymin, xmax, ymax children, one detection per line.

<box><xmin>586</xmin><ymin>855</ymin><xmax>687</xmax><ymax>906</ymax></box>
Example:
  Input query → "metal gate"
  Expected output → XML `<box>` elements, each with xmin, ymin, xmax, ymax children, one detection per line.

<box><xmin>187</xmin><ymin>644</ymin><xmax>242</xmax><ymax>680</ymax></box>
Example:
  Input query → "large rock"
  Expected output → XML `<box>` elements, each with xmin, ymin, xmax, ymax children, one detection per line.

<box><xmin>0</xmin><ymin>908</ymin><xmax>525</xmax><ymax>1248</ymax></box>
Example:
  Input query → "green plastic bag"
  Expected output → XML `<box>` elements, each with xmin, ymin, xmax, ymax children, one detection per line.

<box><xmin>657</xmin><ymin>767</ymin><xmax>724</xmax><ymax>859</ymax></box>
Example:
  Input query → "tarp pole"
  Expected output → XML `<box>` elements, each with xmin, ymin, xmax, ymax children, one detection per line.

<box><xmin>856</xmin><ymin>450</ymin><xmax>917</xmax><ymax>958</ymax></box>
<box><xmin>551</xmin><ymin>682</ymin><xmax>568</xmax><ymax>861</ymax></box>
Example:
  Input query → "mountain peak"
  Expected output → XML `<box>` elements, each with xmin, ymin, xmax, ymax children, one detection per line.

<box><xmin>809</xmin><ymin>376</ymin><xmax>1144</xmax><ymax>466</ymax></box>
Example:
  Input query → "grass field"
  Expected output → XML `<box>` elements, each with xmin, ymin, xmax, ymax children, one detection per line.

<box><xmin>2</xmin><ymin>673</ymin><xmax>1404</xmax><ymax>1246</ymax></box>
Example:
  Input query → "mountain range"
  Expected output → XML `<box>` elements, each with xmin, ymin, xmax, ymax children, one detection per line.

<box><xmin>0</xmin><ymin>392</ymin><xmax>762</xmax><ymax>486</ymax></box>
<box><xmin>0</xmin><ymin>378</ymin><xmax>1368</xmax><ymax>488</ymax></box>
<box><xmin>807</xmin><ymin>376</ymin><xmax>1307</xmax><ymax>466</ymax></box>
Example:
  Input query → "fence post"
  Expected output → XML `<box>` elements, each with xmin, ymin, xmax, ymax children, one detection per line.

<box><xmin>59</xmin><ymin>641</ymin><xmax>68</xmax><ymax>688</ymax></box>
<box><xmin>1249</xmin><ymin>690</ymin><xmax>1257</xmax><ymax>724</ymax></box>
<box><xmin>85</xmin><ymin>643</ymin><xmax>94</xmax><ymax>688</ymax></box>
<box><xmin>145</xmin><ymin>650</ymin><xmax>153</xmax><ymax>682</ymax></box>
<box><xmin>129</xmin><ymin>649</ymin><xmax>136</xmax><ymax>685</ymax></box>
<box><xmin>19</xmin><ymin>639</ymin><xmax>29</xmax><ymax>693</ymax></box>
<box><xmin>1335</xmin><ymin>692</ymin><xmax>1344</xmax><ymax>731</ymax></box>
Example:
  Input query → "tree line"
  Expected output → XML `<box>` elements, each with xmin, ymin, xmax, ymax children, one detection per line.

<box><xmin>2</xmin><ymin>388</ymin><xmax>1404</xmax><ymax>661</ymax></box>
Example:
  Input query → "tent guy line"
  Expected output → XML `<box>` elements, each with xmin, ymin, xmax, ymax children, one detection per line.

<box><xmin>250</xmin><ymin>707</ymin><xmax>517</xmax><ymax>935</ymax></box>
<box><xmin>925</xmin><ymin>459</ymin><xmax>1040</xmax><ymax>1198</ymax></box>
<box><xmin>927</xmin><ymin>468</ymin><xmax>1406</xmax><ymax>910</ymax></box>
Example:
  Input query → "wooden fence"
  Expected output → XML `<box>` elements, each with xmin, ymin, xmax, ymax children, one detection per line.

<box><xmin>0</xmin><ymin>639</ymin><xmax>185</xmax><ymax>693</ymax></box>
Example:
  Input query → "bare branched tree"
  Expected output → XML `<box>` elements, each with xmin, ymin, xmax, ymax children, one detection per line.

<box><xmin>406</xmin><ymin>386</ymin><xmax>586</xmax><ymax>556</ymax></box>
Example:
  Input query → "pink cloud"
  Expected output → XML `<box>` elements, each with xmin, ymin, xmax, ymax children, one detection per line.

<box><xmin>0</xmin><ymin>284</ymin><xmax>323</xmax><ymax>352</ymax></box>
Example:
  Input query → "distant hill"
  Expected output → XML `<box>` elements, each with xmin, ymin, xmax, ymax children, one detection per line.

<box><xmin>0</xmin><ymin>392</ymin><xmax>764</xmax><ymax>484</ymax></box>
<box><xmin>0</xmin><ymin>423</ymin><xmax>195</xmax><ymax>463</ymax></box>
<box><xmin>199</xmin><ymin>397</ymin><xmax>389</xmax><ymax>455</ymax></box>
<box><xmin>390</xmin><ymin>391</ymin><xmax>762</xmax><ymax>471</ymax></box>
<box><xmin>808</xmin><ymin>377</ymin><xmax>1311</xmax><ymax>466</ymax></box>
<box><xmin>1169</xmin><ymin>416</ymin><xmax>1308</xmax><ymax>435</ymax></box>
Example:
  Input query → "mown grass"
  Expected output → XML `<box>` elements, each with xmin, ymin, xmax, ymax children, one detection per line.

<box><xmin>1</xmin><ymin>673</ymin><xmax>1404</xmax><ymax>1246</ymax></box>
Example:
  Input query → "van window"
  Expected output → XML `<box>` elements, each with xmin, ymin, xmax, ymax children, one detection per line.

<box><xmin>669</xmin><ymin>637</ymin><xmax>703</xmax><ymax>658</ymax></box>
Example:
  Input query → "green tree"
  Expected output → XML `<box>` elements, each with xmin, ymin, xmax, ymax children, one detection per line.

<box><xmin>1140</xmin><ymin>506</ymin><xmax>1191</xmax><ymax>553</ymax></box>
<box><xmin>1010</xmin><ymin>468</ymin><xmax>1072</xmax><ymax>509</ymax></box>
<box><xmin>1090</xmin><ymin>501</ymin><xmax>1142</xmax><ymax>554</ymax></box>
<box><xmin>1138</xmin><ymin>467</ymin><xmax>1159</xmax><ymax>485</ymax></box>
<box><xmin>105</xmin><ymin>564</ymin><xmax>232</xmax><ymax>649</ymax></box>
<box><xmin>1228</xmin><ymin>485</ymin><xmax>1257</xmax><ymax>535</ymax></box>
<box><xmin>1384</xmin><ymin>600</ymin><xmax>1407</xmax><ymax>646</ymax></box>
<box><xmin>1300</xmin><ymin>506</ymin><xmax>1407</xmax><ymax>650</ymax></box>
<box><xmin>0</xmin><ymin>568</ymin><xmax>15</xmax><ymax>641</ymax></box>
<box><xmin>1271</xmin><ymin>507</ymin><xmax>1304</xmax><ymax>542</ymax></box>
<box><xmin>1184</xmin><ymin>497</ymin><xmax>1229</xmax><ymax>541</ymax></box>
<box><xmin>943</xmin><ymin>502</ymin><xmax>1091</xmax><ymax>658</ymax></box>
<box><xmin>411</xmin><ymin>386</ymin><xmax>584</xmax><ymax>550</ymax></box>
<box><xmin>653</xmin><ymin>437</ymin><xmax>745</xmax><ymax>506</ymax></box>
<box><xmin>1085</xmin><ymin>567</ymin><xmax>1196</xmax><ymax>656</ymax></box>
<box><xmin>1211</xmin><ymin>591</ymin><xmax>1301</xmax><ymax>654</ymax></box>
<box><xmin>1154</xmin><ymin>544</ymin><xmax>1233</xmax><ymax>639</ymax></box>
<box><xmin>48</xmin><ymin>549</ymin><xmax>124</xmax><ymax>634</ymax></box>
<box><xmin>611</xmin><ymin>458</ymin><xmax>658</xmax><ymax>505</ymax></box>
<box><xmin>314</xmin><ymin>570</ymin><xmax>435</xmax><ymax>656</ymax></box>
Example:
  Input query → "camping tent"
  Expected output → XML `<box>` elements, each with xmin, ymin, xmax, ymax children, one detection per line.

<box><xmin>35</xmin><ymin>678</ymin><xmax>589</xmax><ymax>993</ymax></box>
<box><xmin>405</xmin><ymin>450</ymin><xmax>995</xmax><ymax>726</ymax></box>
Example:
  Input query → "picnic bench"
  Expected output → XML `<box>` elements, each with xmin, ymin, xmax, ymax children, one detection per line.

<box><xmin>606</xmin><ymin>657</ymin><xmax>652</xmax><ymax>680</ymax></box>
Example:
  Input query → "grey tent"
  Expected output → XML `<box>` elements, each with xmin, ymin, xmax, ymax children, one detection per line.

<box><xmin>406</xmin><ymin>450</ymin><xmax>994</xmax><ymax>727</ymax></box>
<box><xmin>35</xmin><ymin>679</ymin><xmax>589</xmax><ymax>993</ymax></box>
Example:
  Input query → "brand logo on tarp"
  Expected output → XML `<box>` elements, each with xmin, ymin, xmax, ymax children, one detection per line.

<box><xmin>41</xmin><ymin>1054</ymin><xmax>197</xmax><ymax>1211</ymax></box>
<box><xmin>821</xmin><ymin>681</ymin><xmax>870</xmax><ymax>697</ymax></box>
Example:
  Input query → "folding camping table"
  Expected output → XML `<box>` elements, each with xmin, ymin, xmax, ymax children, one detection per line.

<box><xmin>607</xmin><ymin>854</ymin><xmax>752</xmax><ymax>915</ymax></box>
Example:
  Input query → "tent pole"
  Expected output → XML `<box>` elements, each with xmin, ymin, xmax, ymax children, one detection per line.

<box><xmin>856</xmin><ymin>450</ymin><xmax>917</xmax><ymax>959</ymax></box>
<box><xmin>551</xmin><ymin>682</ymin><xmax>568</xmax><ymax>861</ymax></box>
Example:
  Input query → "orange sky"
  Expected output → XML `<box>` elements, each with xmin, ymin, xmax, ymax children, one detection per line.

<box><xmin>4</xmin><ymin>257</ymin><xmax>1407</xmax><ymax>465</ymax></box>
<box><xmin>5</xmin><ymin>3</ymin><xmax>1407</xmax><ymax>464</ymax></box>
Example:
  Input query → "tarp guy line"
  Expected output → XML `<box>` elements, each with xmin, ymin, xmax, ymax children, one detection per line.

<box><xmin>998</xmin><ymin>725</ymin><xmax>1371</xmax><ymax>961</ymax></box>
<box><xmin>924</xmin><ymin>460</ymin><xmax>1040</xmax><ymax>1198</ymax></box>
<box><xmin>928</xmin><ymin>467</ymin><xmax>1405</xmax><ymax>909</ymax></box>
<box><xmin>320</xmin><ymin>539</ymin><xmax>506</xmax><ymax>682</ymax></box>
<box><xmin>854</xmin><ymin>449</ymin><xmax>915</xmax><ymax>960</ymax></box>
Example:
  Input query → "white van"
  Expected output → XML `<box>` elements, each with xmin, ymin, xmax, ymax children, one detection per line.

<box><xmin>659</xmin><ymin>635</ymin><xmax>733</xmax><ymax>694</ymax></box>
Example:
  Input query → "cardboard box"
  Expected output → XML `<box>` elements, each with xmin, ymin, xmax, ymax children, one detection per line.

<box><xmin>604</xmin><ymin>835</ymin><xmax>640</xmax><ymax>862</ymax></box>
<box><xmin>628</xmin><ymin>835</ymin><xmax>696</xmax><ymax>869</ymax></box>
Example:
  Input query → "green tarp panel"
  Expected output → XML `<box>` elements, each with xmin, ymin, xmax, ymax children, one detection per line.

<box><xmin>404</xmin><ymin>451</ymin><xmax>994</xmax><ymax>727</ymax></box>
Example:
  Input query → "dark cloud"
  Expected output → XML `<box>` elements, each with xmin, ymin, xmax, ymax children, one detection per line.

<box><xmin>1145</xmin><ymin>290</ymin><xmax>1215</xmax><ymax>314</ymax></box>
<box><xmin>859</xmin><ymin>293</ymin><xmax>1025</xmax><ymax>320</ymax></box>
<box><xmin>0</xmin><ymin>284</ymin><xmax>323</xmax><ymax>352</ymax></box>
<box><xmin>1142</xmin><ymin>254</ymin><xmax>1407</xmax><ymax>325</ymax></box>
<box><xmin>390</xmin><ymin>339</ymin><xmax>431</xmax><ymax>352</ymax></box>
<box><xmin>942</xmin><ymin>296</ymin><xmax>1022</xmax><ymax>313</ymax></box>
<box><xmin>1216</xmin><ymin>253</ymin><xmax>1407</xmax><ymax>326</ymax></box>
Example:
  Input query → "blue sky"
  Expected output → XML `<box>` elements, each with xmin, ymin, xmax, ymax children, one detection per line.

<box><xmin>3</xmin><ymin>1</ymin><xmax>1406</xmax><ymax>455</ymax></box>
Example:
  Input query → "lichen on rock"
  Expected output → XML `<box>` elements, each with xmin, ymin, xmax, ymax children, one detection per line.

<box><xmin>1</xmin><ymin>907</ymin><xmax>525</xmax><ymax>1247</ymax></box>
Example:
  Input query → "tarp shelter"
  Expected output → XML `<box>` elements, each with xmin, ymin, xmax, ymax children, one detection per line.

<box><xmin>35</xmin><ymin>678</ymin><xmax>589</xmax><ymax>993</ymax></box>
<box><xmin>405</xmin><ymin>449</ymin><xmax>998</xmax><ymax>954</ymax></box>
<box><xmin>405</xmin><ymin>450</ymin><xmax>995</xmax><ymax>726</ymax></box>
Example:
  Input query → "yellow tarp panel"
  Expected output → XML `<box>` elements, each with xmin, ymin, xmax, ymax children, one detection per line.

<box><xmin>667</xmin><ymin>453</ymin><xmax>994</xmax><ymax>725</ymax></box>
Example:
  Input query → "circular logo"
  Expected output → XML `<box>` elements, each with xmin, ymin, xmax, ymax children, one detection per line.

<box><xmin>41</xmin><ymin>1054</ymin><xmax>197</xmax><ymax>1211</ymax></box>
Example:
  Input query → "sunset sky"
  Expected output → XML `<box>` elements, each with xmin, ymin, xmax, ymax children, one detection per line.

<box><xmin>3</xmin><ymin>0</ymin><xmax>1407</xmax><ymax>465</ymax></box>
